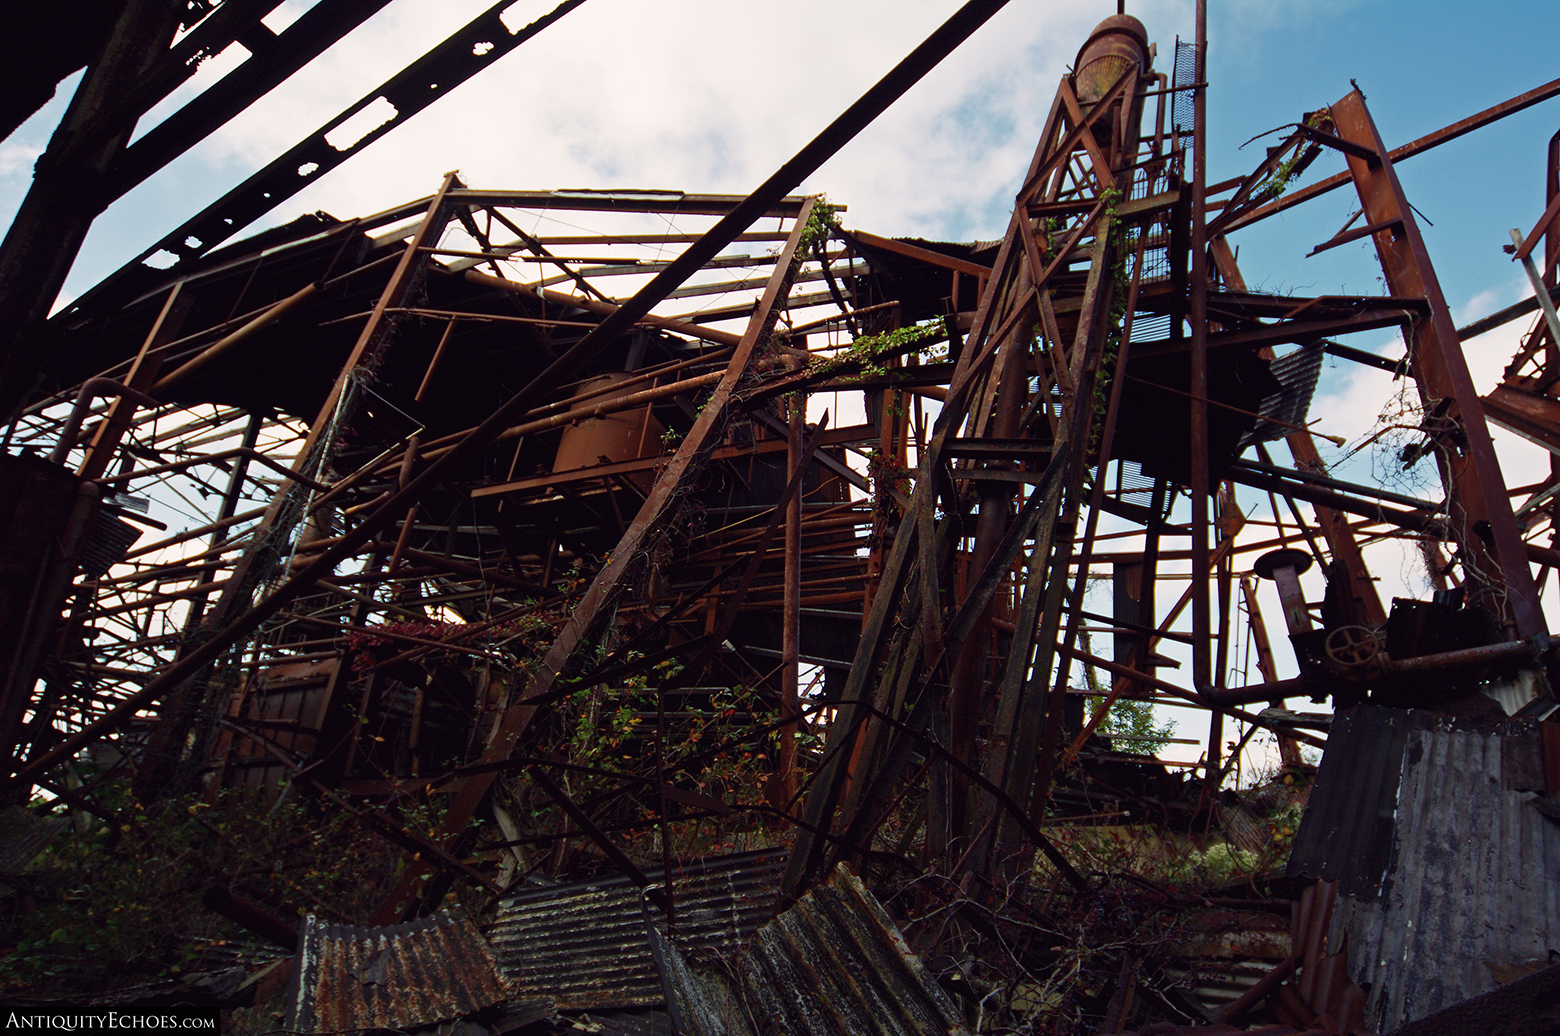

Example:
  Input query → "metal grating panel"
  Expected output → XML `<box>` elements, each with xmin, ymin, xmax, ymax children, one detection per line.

<box><xmin>1171</xmin><ymin>39</ymin><xmax>1201</xmax><ymax>138</ymax></box>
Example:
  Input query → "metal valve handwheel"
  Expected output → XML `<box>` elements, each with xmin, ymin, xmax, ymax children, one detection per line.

<box><xmin>1324</xmin><ymin>625</ymin><xmax>1381</xmax><ymax>669</ymax></box>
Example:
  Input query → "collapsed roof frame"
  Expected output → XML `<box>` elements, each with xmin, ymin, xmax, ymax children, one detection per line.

<box><xmin>6</xmin><ymin>1</ymin><xmax>1560</xmax><ymax>1030</ymax></box>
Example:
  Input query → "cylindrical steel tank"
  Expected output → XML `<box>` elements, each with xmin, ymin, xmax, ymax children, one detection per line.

<box><xmin>1072</xmin><ymin>14</ymin><xmax>1150</xmax><ymax>105</ymax></box>
<box><xmin>552</xmin><ymin>372</ymin><xmax>666</xmax><ymax>489</ymax></box>
<box><xmin>1071</xmin><ymin>14</ymin><xmax>1151</xmax><ymax>153</ymax></box>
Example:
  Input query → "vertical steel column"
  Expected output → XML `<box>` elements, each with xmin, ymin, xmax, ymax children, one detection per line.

<box><xmin>781</xmin><ymin>381</ymin><xmax>804</xmax><ymax>802</ymax></box>
<box><xmin>1331</xmin><ymin>89</ymin><xmax>1545</xmax><ymax>637</ymax></box>
<box><xmin>1187</xmin><ymin>2</ymin><xmax>1218</xmax><ymax>785</ymax></box>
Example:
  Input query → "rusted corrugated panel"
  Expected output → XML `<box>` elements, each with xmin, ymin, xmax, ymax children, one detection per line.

<box><xmin>1175</xmin><ymin>908</ymin><xmax>1291</xmax><ymax>961</ymax></box>
<box><xmin>1290</xmin><ymin>880</ymin><xmax>1367</xmax><ymax>1034</ymax></box>
<box><xmin>1164</xmin><ymin>959</ymin><xmax>1281</xmax><ymax>1011</ymax></box>
<box><xmin>736</xmin><ymin>865</ymin><xmax>972</xmax><ymax>1036</ymax></box>
<box><xmin>490</xmin><ymin>848</ymin><xmax>786</xmax><ymax>1010</ymax></box>
<box><xmin>286</xmin><ymin>910</ymin><xmax>512</xmax><ymax>1033</ymax></box>
<box><xmin>1323</xmin><ymin>716</ymin><xmax>1560</xmax><ymax>1032</ymax></box>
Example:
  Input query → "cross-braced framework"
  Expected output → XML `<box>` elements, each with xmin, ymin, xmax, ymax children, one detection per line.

<box><xmin>6</xmin><ymin>2</ymin><xmax>1560</xmax><ymax>1032</ymax></box>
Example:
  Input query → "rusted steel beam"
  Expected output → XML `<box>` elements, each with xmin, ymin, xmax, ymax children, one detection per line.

<box><xmin>201</xmin><ymin>887</ymin><xmax>299</xmax><ymax>952</ymax></box>
<box><xmin>1460</xmin><ymin>282</ymin><xmax>1560</xmax><ymax>342</ymax></box>
<box><xmin>425</xmin><ymin>369</ymin><xmax>725</xmax><ymax>463</ymax></box>
<box><xmin>1209</xmin><ymin>238</ymin><xmax>1387</xmax><ymax>628</ymax></box>
<box><xmin>0</xmin><ymin>0</ymin><xmax>183</xmax><ymax>420</ymax></box>
<box><xmin>1059</xmin><ymin>645</ymin><xmax>1327</xmax><ymax>750</ymax></box>
<box><xmin>371</xmin><ymin>197</ymin><xmax>822</xmax><ymax>920</ymax></box>
<box><xmin>209</xmin><ymin>175</ymin><xmax>461</xmax><ymax>634</ymax></box>
<box><xmin>526</xmin><ymin>765</ymin><xmax>662</xmax><ymax>902</ymax></box>
<box><xmin>1332</xmin><ymin>88</ymin><xmax>1545</xmax><ymax>637</ymax></box>
<box><xmin>151</xmin><ymin>282</ymin><xmax>318</xmax><ymax>393</ymax></box>
<box><xmin>463</xmin><ymin>268</ymin><xmax>742</xmax><ymax>346</ymax></box>
<box><xmin>847</xmin><ymin>230</ymin><xmax>992</xmax><ymax>277</ymax></box>
<box><xmin>1205</xmin><ymin>637</ymin><xmax>1554</xmax><ymax>707</ymax></box>
<box><xmin>90</xmin><ymin>1</ymin><xmax>397</xmax><ymax>207</ymax></box>
<box><xmin>75</xmin><ymin>286</ymin><xmax>188</xmax><ymax>481</ymax></box>
<box><xmin>61</xmin><ymin>1</ymin><xmax>589</xmax><ymax>325</ymax></box>
<box><xmin>1187</xmin><ymin>3</ymin><xmax>1212</xmax><ymax>712</ymax></box>
<box><xmin>781</xmin><ymin>389</ymin><xmax>804</xmax><ymax>802</ymax></box>
<box><xmin>1221</xmin><ymin>76</ymin><xmax>1560</xmax><ymax>235</ymax></box>
<box><xmin>659</xmin><ymin>417</ymin><xmax>830</xmax><ymax>689</ymax></box>
<box><xmin>7</xmin><ymin>0</ymin><xmax>1017</xmax><ymax>817</ymax></box>
<box><xmin>1005</xmin><ymin>223</ymin><xmax>1130</xmax><ymax>842</ymax></box>
<box><xmin>1044</xmin><ymin>237</ymin><xmax>1151</xmax><ymax>776</ymax></box>
<box><xmin>106</xmin><ymin>448</ymin><xmax>327</xmax><ymax>494</ymax></box>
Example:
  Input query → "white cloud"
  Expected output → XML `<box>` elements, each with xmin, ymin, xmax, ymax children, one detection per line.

<box><xmin>102</xmin><ymin>1</ymin><xmax>1203</xmax><ymax>255</ymax></box>
<box><xmin>0</xmin><ymin>143</ymin><xmax>41</xmax><ymax>177</ymax></box>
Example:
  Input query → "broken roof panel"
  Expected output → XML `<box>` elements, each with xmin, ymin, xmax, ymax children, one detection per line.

<box><xmin>653</xmin><ymin>864</ymin><xmax>972</xmax><ymax>1036</ymax></box>
<box><xmin>490</xmin><ymin>847</ymin><xmax>787</xmax><ymax>1010</ymax></box>
<box><xmin>286</xmin><ymin>909</ymin><xmax>512</xmax><ymax>1034</ymax></box>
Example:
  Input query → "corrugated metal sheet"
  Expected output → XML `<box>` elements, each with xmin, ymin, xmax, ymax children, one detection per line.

<box><xmin>1383</xmin><ymin>962</ymin><xmax>1560</xmax><ymax>1036</ymax></box>
<box><xmin>654</xmin><ymin>864</ymin><xmax>972</xmax><ymax>1036</ymax></box>
<box><xmin>1287</xmin><ymin>706</ymin><xmax>1414</xmax><ymax>898</ymax></box>
<box><xmin>1291</xmin><ymin>880</ymin><xmax>1367</xmax><ymax>1034</ymax></box>
<box><xmin>79</xmin><ymin>510</ymin><xmax>141</xmax><ymax>579</ymax></box>
<box><xmin>1163</xmin><ymin>959</ymin><xmax>1282</xmax><ymax>1012</ymax></box>
<box><xmin>1287</xmin><ymin>706</ymin><xmax>1560</xmax><ymax>1032</ymax></box>
<box><xmin>1121</xmin><ymin>1025</ymin><xmax>1330</xmax><ymax>1035</ymax></box>
<box><xmin>1241</xmin><ymin>340</ymin><xmax>1324</xmax><ymax>449</ymax></box>
<box><xmin>286</xmin><ymin>910</ymin><xmax>512</xmax><ymax>1033</ymax></box>
<box><xmin>490</xmin><ymin>847</ymin><xmax>787</xmax><ymax>1010</ymax></box>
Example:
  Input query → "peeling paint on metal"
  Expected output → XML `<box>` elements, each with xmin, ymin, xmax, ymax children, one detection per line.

<box><xmin>1287</xmin><ymin>706</ymin><xmax>1560</xmax><ymax>1032</ymax></box>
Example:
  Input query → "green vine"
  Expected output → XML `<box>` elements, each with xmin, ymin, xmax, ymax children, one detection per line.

<box><xmin>799</xmin><ymin>199</ymin><xmax>841</xmax><ymax>251</ymax></box>
<box><xmin>1254</xmin><ymin>113</ymin><xmax>1324</xmax><ymax>202</ymax></box>
<box><xmin>807</xmin><ymin>320</ymin><xmax>945</xmax><ymax>383</ymax></box>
